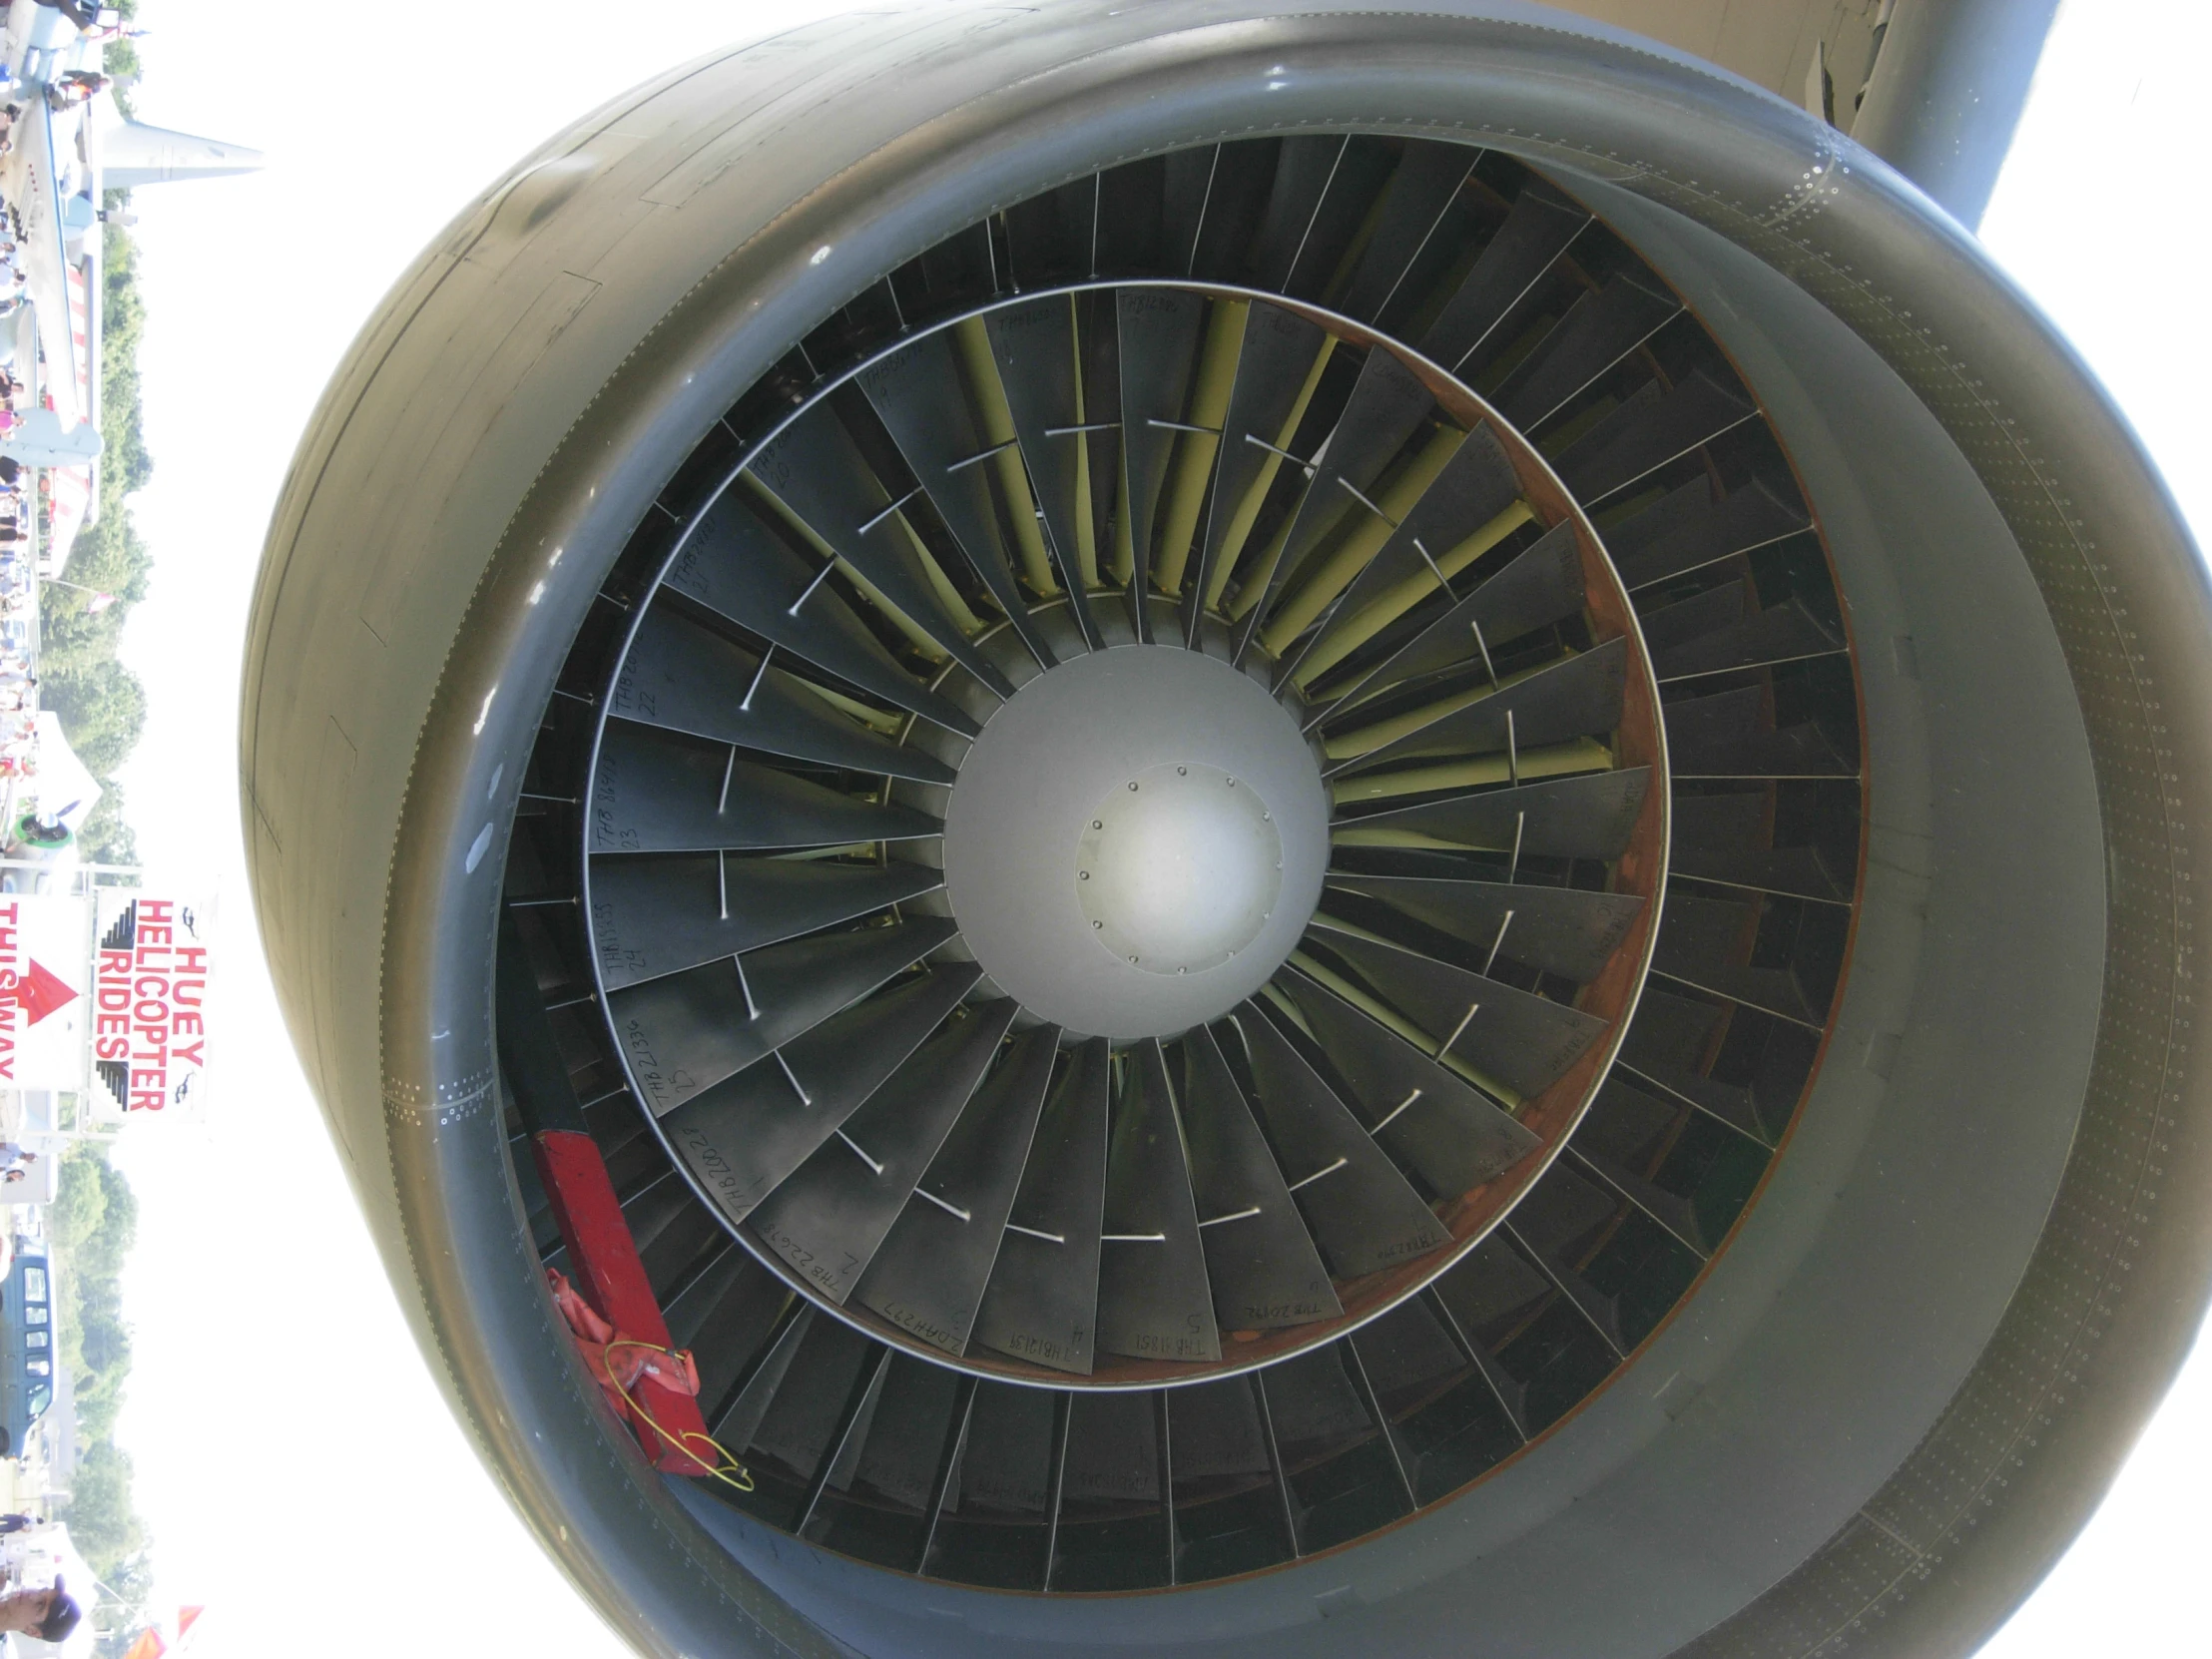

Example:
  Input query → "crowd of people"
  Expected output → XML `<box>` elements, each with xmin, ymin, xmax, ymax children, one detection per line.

<box><xmin>0</xmin><ymin>13</ymin><xmax>46</xmax><ymax>785</ymax></box>
<box><xmin>0</xmin><ymin>456</ymin><xmax>34</xmax><ymax>781</ymax></box>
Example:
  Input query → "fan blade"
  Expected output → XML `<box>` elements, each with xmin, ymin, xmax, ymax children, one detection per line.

<box><xmin>1161</xmin><ymin>143</ymin><xmax>1219</xmax><ymax>276</ymax></box>
<box><xmin>854</xmin><ymin>1026</ymin><xmax>1062</xmax><ymax>1357</ymax></box>
<box><xmin>1336</xmin><ymin>143</ymin><xmax>1479</xmax><ymax>324</ymax></box>
<box><xmin>1616</xmin><ymin>987</ymin><xmax>1772</xmax><ymax>1145</ymax></box>
<box><xmin>749</xmin><ymin>999</ymin><xmax>1019</xmax><ymax>1304</ymax></box>
<box><xmin>802</xmin><ymin>1352</ymin><xmax>968</xmax><ymax>1562</ymax></box>
<box><xmin>665</xmin><ymin>494</ymin><xmax>980</xmax><ymax>736</ymax></box>
<box><xmin>1149</xmin><ymin>299</ymin><xmax>1245</xmax><ymax>600</ymax></box>
<box><xmin>1501</xmin><ymin>1164</ymin><xmax>1629</xmax><ymax>1355</ymax></box>
<box><xmin>1165</xmin><ymin>1374</ymin><xmax>1295</xmax><ymax>1575</ymax></box>
<box><xmin>1350</xmin><ymin>1297</ymin><xmax>1488</xmax><ymax>1499</ymax></box>
<box><xmin>1611</xmin><ymin>476</ymin><xmax>1809</xmax><ymax>591</ymax></box>
<box><xmin>1312</xmin><ymin>517</ymin><xmax>1585</xmax><ymax>708</ymax></box>
<box><xmin>1272</xmin><ymin>967</ymin><xmax>1539</xmax><ymax>1193</ymax></box>
<box><xmin>1053</xmin><ymin>1390</ymin><xmax>1170</xmax><ymax>1589</ymax></box>
<box><xmin>1431</xmin><ymin>1232</ymin><xmax>1552</xmax><ymax>1348</ymax></box>
<box><xmin>972</xmin><ymin>1037</ymin><xmax>1111</xmax><ymax>1375</ymax></box>
<box><xmin>609</xmin><ymin>917</ymin><xmax>959</xmax><ymax>1114</ymax></box>
<box><xmin>1653</xmin><ymin>597</ymin><xmax>1844</xmax><ymax>682</ymax></box>
<box><xmin>857</xmin><ymin>329</ymin><xmax>1059</xmax><ymax>669</ymax></box>
<box><xmin>1250</xmin><ymin>136</ymin><xmax>1350</xmax><ymax>293</ymax></box>
<box><xmin>748</xmin><ymin>404</ymin><xmax>1014</xmax><ymax>696</ymax></box>
<box><xmin>659</xmin><ymin>963</ymin><xmax>980</xmax><ymax>1224</ymax></box>
<box><xmin>1116</xmin><ymin>286</ymin><xmax>1208</xmax><ymax>634</ymax></box>
<box><xmin>611</xmin><ymin>607</ymin><xmax>954</xmax><ymax>786</ymax></box>
<box><xmin>1187</xmin><ymin>141</ymin><xmax>1278</xmax><ymax>283</ymax></box>
<box><xmin>1494</xmin><ymin>271</ymin><xmax>1680</xmax><ymax>432</ymax></box>
<box><xmin>1564</xmin><ymin>1144</ymin><xmax>1711</xmax><ymax>1260</ymax></box>
<box><xmin>1075</xmin><ymin>290</ymin><xmax>1125</xmax><ymax>601</ymax></box>
<box><xmin>1419</xmin><ymin>1277</ymin><xmax>1533</xmax><ymax>1442</ymax></box>
<box><xmin>1664</xmin><ymin>684</ymin><xmax>1854</xmax><ymax>778</ymax></box>
<box><xmin>1226</xmin><ymin>1003</ymin><xmax>1448</xmax><ymax>1276</ymax></box>
<box><xmin>590</xmin><ymin>722</ymin><xmax>939</xmax><ymax>854</ymax></box>
<box><xmin>984</xmin><ymin>295</ymin><xmax>1104</xmax><ymax>646</ymax></box>
<box><xmin>1178</xmin><ymin>1026</ymin><xmax>1342</xmax><ymax>1332</ymax></box>
<box><xmin>1671</xmin><ymin>788</ymin><xmax>1848</xmax><ymax>901</ymax></box>
<box><xmin>1555</xmin><ymin>366</ymin><xmax>1756</xmax><ymax>504</ymax></box>
<box><xmin>1322</xmin><ymin>873</ymin><xmax>1644</xmax><ymax>983</ymax></box>
<box><xmin>1304</xmin><ymin>919</ymin><xmax>1606</xmax><ymax>1098</ymax></box>
<box><xmin>1652</xmin><ymin>888</ymin><xmax>1822</xmax><ymax>1026</ymax></box>
<box><xmin>1334</xmin><ymin>767</ymin><xmax>1649</xmax><ymax>860</ymax></box>
<box><xmin>677</xmin><ymin>1259</ymin><xmax>798</xmax><ymax>1420</ymax></box>
<box><xmin>1325</xmin><ymin>637</ymin><xmax>1627</xmax><ymax>778</ymax></box>
<box><xmin>1096</xmin><ymin>1039</ymin><xmax>1222</xmax><ymax>1364</ymax></box>
<box><xmin>1258</xmin><ymin>1343</ymin><xmax>1409</xmax><ymax>1551</ymax></box>
<box><xmin>589</xmin><ymin>853</ymin><xmax>940</xmax><ymax>990</ymax></box>
<box><xmin>1236</xmin><ymin>345</ymin><xmax>1435</xmax><ymax>659</ymax></box>
<box><xmin>1188</xmin><ymin>301</ymin><xmax>1332</xmax><ymax>631</ymax></box>
<box><xmin>923</xmin><ymin>1380</ymin><xmax>1056</xmax><ymax>1587</ymax></box>
<box><xmin>1639</xmin><ymin>580</ymin><xmax>1746</xmax><ymax>657</ymax></box>
<box><xmin>1575</xmin><ymin>1070</ymin><xmax>1686</xmax><ymax>1170</ymax></box>
<box><xmin>725</xmin><ymin>1316</ymin><xmax>883</xmax><ymax>1521</ymax></box>
<box><xmin>1283</xmin><ymin>424</ymin><xmax>1525</xmax><ymax>688</ymax></box>
<box><xmin>1417</xmin><ymin>182</ymin><xmax>1588</xmax><ymax>374</ymax></box>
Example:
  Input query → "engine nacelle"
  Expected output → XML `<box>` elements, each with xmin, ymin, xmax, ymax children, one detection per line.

<box><xmin>241</xmin><ymin>5</ymin><xmax>2212</xmax><ymax>1655</ymax></box>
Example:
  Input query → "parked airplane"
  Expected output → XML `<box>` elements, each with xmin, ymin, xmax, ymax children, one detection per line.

<box><xmin>0</xmin><ymin>0</ymin><xmax>256</xmax><ymax>559</ymax></box>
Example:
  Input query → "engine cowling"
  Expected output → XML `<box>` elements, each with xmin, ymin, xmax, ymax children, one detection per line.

<box><xmin>240</xmin><ymin>5</ymin><xmax>2212</xmax><ymax>1656</ymax></box>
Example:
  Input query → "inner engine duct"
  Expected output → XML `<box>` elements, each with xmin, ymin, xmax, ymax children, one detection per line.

<box><xmin>239</xmin><ymin>4</ymin><xmax>2212</xmax><ymax>1656</ymax></box>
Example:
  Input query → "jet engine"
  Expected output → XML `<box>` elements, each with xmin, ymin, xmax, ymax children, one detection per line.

<box><xmin>240</xmin><ymin>4</ymin><xmax>2212</xmax><ymax>1655</ymax></box>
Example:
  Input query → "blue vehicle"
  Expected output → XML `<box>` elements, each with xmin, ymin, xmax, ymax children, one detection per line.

<box><xmin>0</xmin><ymin>1254</ymin><xmax>53</xmax><ymax>1457</ymax></box>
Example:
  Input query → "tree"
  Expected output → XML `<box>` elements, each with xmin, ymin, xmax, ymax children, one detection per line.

<box><xmin>50</xmin><ymin>1149</ymin><xmax>149</xmax><ymax>1574</ymax></box>
<box><xmin>61</xmin><ymin>1442</ymin><xmax>144</xmax><ymax>1576</ymax></box>
<box><xmin>36</xmin><ymin>659</ymin><xmax>144</xmax><ymax>778</ymax></box>
<box><xmin>37</xmin><ymin>213</ymin><xmax>157</xmax><ymax>859</ymax></box>
<box><xmin>47</xmin><ymin>1144</ymin><xmax>109</xmax><ymax>1255</ymax></box>
<box><xmin>93</xmin><ymin>1551</ymin><xmax>155</xmax><ymax>1659</ymax></box>
<box><xmin>76</xmin><ymin>785</ymin><xmax>138</xmax><ymax>867</ymax></box>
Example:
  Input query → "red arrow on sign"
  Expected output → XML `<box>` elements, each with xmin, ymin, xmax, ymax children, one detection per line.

<box><xmin>14</xmin><ymin>959</ymin><xmax>78</xmax><ymax>1025</ymax></box>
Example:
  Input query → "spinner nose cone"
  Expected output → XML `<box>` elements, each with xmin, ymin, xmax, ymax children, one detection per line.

<box><xmin>941</xmin><ymin>642</ymin><xmax>1328</xmax><ymax>1039</ymax></box>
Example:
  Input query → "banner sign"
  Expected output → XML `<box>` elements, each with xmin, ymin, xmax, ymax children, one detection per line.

<box><xmin>90</xmin><ymin>891</ymin><xmax>212</xmax><ymax>1118</ymax></box>
<box><xmin>0</xmin><ymin>892</ymin><xmax>89</xmax><ymax>1090</ymax></box>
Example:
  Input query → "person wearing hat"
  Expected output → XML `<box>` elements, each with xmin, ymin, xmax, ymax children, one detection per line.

<box><xmin>0</xmin><ymin>1577</ymin><xmax>79</xmax><ymax>1642</ymax></box>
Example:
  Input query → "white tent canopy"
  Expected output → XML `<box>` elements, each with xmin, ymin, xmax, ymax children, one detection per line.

<box><xmin>29</xmin><ymin>711</ymin><xmax>101</xmax><ymax>834</ymax></box>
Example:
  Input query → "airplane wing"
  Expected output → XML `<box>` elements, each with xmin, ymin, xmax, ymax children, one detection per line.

<box><xmin>16</xmin><ymin>93</ymin><xmax>82</xmax><ymax>431</ymax></box>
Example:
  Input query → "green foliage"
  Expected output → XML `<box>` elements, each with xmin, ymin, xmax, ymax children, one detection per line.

<box><xmin>50</xmin><ymin>1140</ymin><xmax>135</xmax><ymax>1274</ymax></box>
<box><xmin>102</xmin><ymin>0</ymin><xmax>140</xmax><ymax>123</ymax></box>
<box><xmin>39</xmin><ymin>217</ymin><xmax>155</xmax><ymax>864</ymax></box>
<box><xmin>62</xmin><ymin>1442</ymin><xmax>143</xmax><ymax>1574</ymax></box>
<box><xmin>36</xmin><ymin>659</ymin><xmax>143</xmax><ymax>778</ymax></box>
<box><xmin>51</xmin><ymin>1146</ymin><xmax>149</xmax><ymax>1602</ymax></box>
<box><xmin>75</xmin><ymin>784</ymin><xmax>137</xmax><ymax>868</ymax></box>
<box><xmin>92</xmin><ymin>1552</ymin><xmax>153</xmax><ymax>1659</ymax></box>
<box><xmin>45</xmin><ymin>1141</ymin><xmax>108</xmax><ymax>1255</ymax></box>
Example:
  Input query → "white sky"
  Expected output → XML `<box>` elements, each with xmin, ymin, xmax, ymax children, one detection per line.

<box><xmin>76</xmin><ymin>0</ymin><xmax>2212</xmax><ymax>1654</ymax></box>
